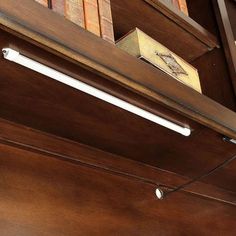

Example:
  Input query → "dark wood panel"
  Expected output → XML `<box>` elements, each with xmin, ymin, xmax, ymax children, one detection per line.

<box><xmin>192</xmin><ymin>48</ymin><xmax>236</xmax><ymax>111</ymax></box>
<box><xmin>110</xmin><ymin>0</ymin><xmax>218</xmax><ymax>61</ymax></box>
<box><xmin>0</xmin><ymin>118</ymin><xmax>235</xmax><ymax>205</ymax></box>
<box><xmin>187</xmin><ymin>0</ymin><xmax>219</xmax><ymax>35</ymax></box>
<box><xmin>0</xmin><ymin>29</ymin><xmax>236</xmax><ymax>193</ymax></box>
<box><xmin>1</xmin><ymin>142</ymin><xmax>236</xmax><ymax>235</ymax></box>
<box><xmin>225</xmin><ymin>0</ymin><xmax>236</xmax><ymax>39</ymax></box>
<box><xmin>213</xmin><ymin>0</ymin><xmax>236</xmax><ymax>95</ymax></box>
<box><xmin>0</xmin><ymin>0</ymin><xmax>236</xmax><ymax>140</ymax></box>
<box><xmin>187</xmin><ymin>0</ymin><xmax>236</xmax><ymax>110</ymax></box>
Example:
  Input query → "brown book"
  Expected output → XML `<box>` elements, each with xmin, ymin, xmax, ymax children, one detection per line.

<box><xmin>35</xmin><ymin>0</ymin><xmax>48</xmax><ymax>7</ymax></box>
<box><xmin>172</xmin><ymin>0</ymin><xmax>180</xmax><ymax>9</ymax></box>
<box><xmin>98</xmin><ymin>0</ymin><xmax>115</xmax><ymax>43</ymax></box>
<box><xmin>84</xmin><ymin>0</ymin><xmax>101</xmax><ymax>36</ymax></box>
<box><xmin>65</xmin><ymin>0</ymin><xmax>85</xmax><ymax>27</ymax></box>
<box><xmin>178</xmin><ymin>0</ymin><xmax>189</xmax><ymax>15</ymax></box>
<box><xmin>51</xmin><ymin>0</ymin><xmax>65</xmax><ymax>15</ymax></box>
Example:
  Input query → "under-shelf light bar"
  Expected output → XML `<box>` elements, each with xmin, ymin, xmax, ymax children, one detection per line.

<box><xmin>2</xmin><ymin>48</ymin><xmax>191</xmax><ymax>136</ymax></box>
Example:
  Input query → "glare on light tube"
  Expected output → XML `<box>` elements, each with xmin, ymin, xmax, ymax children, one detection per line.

<box><xmin>2</xmin><ymin>48</ymin><xmax>191</xmax><ymax>136</ymax></box>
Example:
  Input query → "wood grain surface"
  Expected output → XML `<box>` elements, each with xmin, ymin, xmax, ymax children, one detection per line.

<box><xmin>213</xmin><ymin>0</ymin><xmax>236</xmax><ymax>96</ymax></box>
<box><xmin>1</xmin><ymin>118</ymin><xmax>236</xmax><ymax>205</ymax></box>
<box><xmin>0</xmin><ymin>139</ymin><xmax>236</xmax><ymax>235</ymax></box>
<box><xmin>187</xmin><ymin>0</ymin><xmax>236</xmax><ymax>111</ymax></box>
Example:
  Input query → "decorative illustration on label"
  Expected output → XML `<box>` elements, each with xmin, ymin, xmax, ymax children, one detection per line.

<box><xmin>156</xmin><ymin>52</ymin><xmax>188</xmax><ymax>76</ymax></box>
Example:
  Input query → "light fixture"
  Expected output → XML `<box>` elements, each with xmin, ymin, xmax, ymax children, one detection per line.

<box><xmin>155</xmin><ymin>188</ymin><xmax>164</xmax><ymax>200</ymax></box>
<box><xmin>2</xmin><ymin>48</ymin><xmax>191</xmax><ymax>136</ymax></box>
<box><xmin>223</xmin><ymin>137</ymin><xmax>236</xmax><ymax>144</ymax></box>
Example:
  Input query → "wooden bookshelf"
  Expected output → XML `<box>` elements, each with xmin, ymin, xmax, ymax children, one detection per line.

<box><xmin>0</xmin><ymin>1</ymin><xmax>236</xmax><ymax>234</ymax></box>
<box><xmin>110</xmin><ymin>0</ymin><xmax>219</xmax><ymax>61</ymax></box>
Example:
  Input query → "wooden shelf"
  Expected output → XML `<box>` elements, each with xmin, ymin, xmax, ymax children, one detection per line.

<box><xmin>110</xmin><ymin>0</ymin><xmax>219</xmax><ymax>61</ymax></box>
<box><xmin>0</xmin><ymin>0</ymin><xmax>235</xmax><ymax>139</ymax></box>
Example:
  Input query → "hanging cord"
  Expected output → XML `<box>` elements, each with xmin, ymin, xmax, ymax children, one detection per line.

<box><xmin>156</xmin><ymin>137</ymin><xmax>236</xmax><ymax>199</ymax></box>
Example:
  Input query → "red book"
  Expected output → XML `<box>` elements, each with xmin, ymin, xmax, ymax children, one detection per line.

<box><xmin>84</xmin><ymin>0</ymin><xmax>101</xmax><ymax>36</ymax></box>
<box><xmin>65</xmin><ymin>0</ymin><xmax>85</xmax><ymax>28</ymax></box>
<box><xmin>178</xmin><ymin>0</ymin><xmax>189</xmax><ymax>15</ymax></box>
<box><xmin>35</xmin><ymin>0</ymin><xmax>48</xmax><ymax>7</ymax></box>
<box><xmin>98</xmin><ymin>0</ymin><xmax>115</xmax><ymax>43</ymax></box>
<box><xmin>51</xmin><ymin>0</ymin><xmax>65</xmax><ymax>15</ymax></box>
<box><xmin>172</xmin><ymin>0</ymin><xmax>180</xmax><ymax>10</ymax></box>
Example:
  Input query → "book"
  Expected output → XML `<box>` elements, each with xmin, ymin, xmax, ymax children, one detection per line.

<box><xmin>65</xmin><ymin>0</ymin><xmax>85</xmax><ymax>27</ymax></box>
<box><xmin>84</xmin><ymin>0</ymin><xmax>101</xmax><ymax>36</ymax></box>
<box><xmin>35</xmin><ymin>0</ymin><xmax>48</xmax><ymax>7</ymax></box>
<box><xmin>172</xmin><ymin>0</ymin><xmax>180</xmax><ymax>9</ymax></box>
<box><xmin>51</xmin><ymin>0</ymin><xmax>65</xmax><ymax>15</ymax></box>
<box><xmin>164</xmin><ymin>0</ymin><xmax>172</xmax><ymax>4</ymax></box>
<box><xmin>178</xmin><ymin>0</ymin><xmax>189</xmax><ymax>15</ymax></box>
<box><xmin>98</xmin><ymin>0</ymin><xmax>114</xmax><ymax>43</ymax></box>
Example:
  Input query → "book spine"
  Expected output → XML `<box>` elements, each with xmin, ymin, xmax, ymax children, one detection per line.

<box><xmin>84</xmin><ymin>0</ymin><xmax>101</xmax><ymax>36</ymax></box>
<box><xmin>178</xmin><ymin>0</ymin><xmax>189</xmax><ymax>15</ymax></box>
<box><xmin>35</xmin><ymin>0</ymin><xmax>48</xmax><ymax>7</ymax></box>
<box><xmin>98</xmin><ymin>0</ymin><xmax>115</xmax><ymax>43</ymax></box>
<box><xmin>51</xmin><ymin>0</ymin><xmax>65</xmax><ymax>15</ymax></box>
<box><xmin>172</xmin><ymin>0</ymin><xmax>180</xmax><ymax>9</ymax></box>
<box><xmin>65</xmin><ymin>0</ymin><xmax>85</xmax><ymax>28</ymax></box>
<box><xmin>163</xmin><ymin>0</ymin><xmax>173</xmax><ymax>6</ymax></box>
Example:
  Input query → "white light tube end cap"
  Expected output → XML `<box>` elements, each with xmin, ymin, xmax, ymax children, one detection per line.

<box><xmin>2</xmin><ymin>48</ymin><xmax>19</xmax><ymax>61</ymax></box>
<box><xmin>155</xmin><ymin>188</ymin><xmax>164</xmax><ymax>200</ymax></box>
<box><xmin>182</xmin><ymin>127</ymin><xmax>191</xmax><ymax>137</ymax></box>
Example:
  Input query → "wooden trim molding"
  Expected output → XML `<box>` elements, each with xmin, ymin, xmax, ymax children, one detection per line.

<box><xmin>0</xmin><ymin>0</ymin><xmax>236</xmax><ymax>140</ymax></box>
<box><xmin>0</xmin><ymin>118</ymin><xmax>235</xmax><ymax>206</ymax></box>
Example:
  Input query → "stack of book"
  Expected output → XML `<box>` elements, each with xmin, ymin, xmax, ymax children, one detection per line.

<box><xmin>35</xmin><ymin>0</ymin><xmax>115</xmax><ymax>44</ymax></box>
<box><xmin>165</xmin><ymin>0</ymin><xmax>189</xmax><ymax>15</ymax></box>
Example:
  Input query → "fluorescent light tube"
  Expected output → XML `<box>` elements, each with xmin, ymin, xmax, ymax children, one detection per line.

<box><xmin>2</xmin><ymin>48</ymin><xmax>191</xmax><ymax>136</ymax></box>
<box><xmin>229</xmin><ymin>139</ymin><xmax>236</xmax><ymax>144</ymax></box>
<box><xmin>223</xmin><ymin>137</ymin><xmax>236</xmax><ymax>144</ymax></box>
